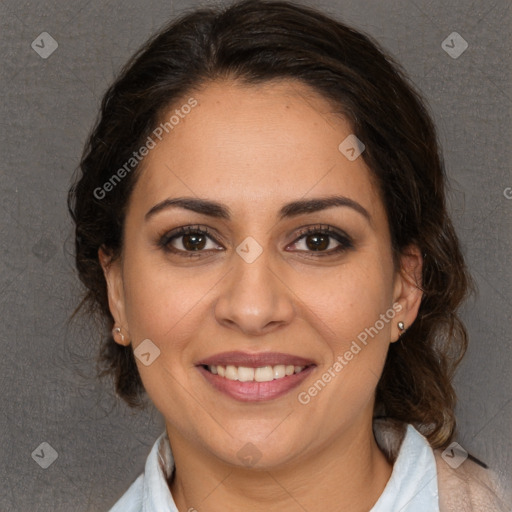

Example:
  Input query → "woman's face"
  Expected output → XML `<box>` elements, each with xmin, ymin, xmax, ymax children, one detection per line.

<box><xmin>101</xmin><ymin>79</ymin><xmax>422</xmax><ymax>468</ymax></box>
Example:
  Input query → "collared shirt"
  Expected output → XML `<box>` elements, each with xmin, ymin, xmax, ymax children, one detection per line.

<box><xmin>108</xmin><ymin>422</ymin><xmax>439</xmax><ymax>512</ymax></box>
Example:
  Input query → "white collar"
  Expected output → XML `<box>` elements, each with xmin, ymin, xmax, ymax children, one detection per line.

<box><xmin>370</xmin><ymin>422</ymin><xmax>439</xmax><ymax>511</ymax></box>
<box><xmin>112</xmin><ymin>418</ymin><xmax>439</xmax><ymax>511</ymax></box>
<box><xmin>141</xmin><ymin>428</ymin><xmax>178</xmax><ymax>512</ymax></box>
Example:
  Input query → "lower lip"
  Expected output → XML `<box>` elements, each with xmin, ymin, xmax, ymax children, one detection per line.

<box><xmin>197</xmin><ymin>365</ymin><xmax>316</xmax><ymax>402</ymax></box>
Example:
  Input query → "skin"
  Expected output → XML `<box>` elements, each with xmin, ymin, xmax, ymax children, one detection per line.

<box><xmin>100</xmin><ymin>79</ymin><xmax>423</xmax><ymax>512</ymax></box>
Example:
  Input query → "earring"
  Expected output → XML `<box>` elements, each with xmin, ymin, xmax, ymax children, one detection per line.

<box><xmin>397</xmin><ymin>321</ymin><xmax>405</xmax><ymax>332</ymax></box>
<box><xmin>112</xmin><ymin>326</ymin><xmax>125</xmax><ymax>343</ymax></box>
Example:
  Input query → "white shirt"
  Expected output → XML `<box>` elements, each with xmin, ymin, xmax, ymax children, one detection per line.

<box><xmin>109</xmin><ymin>423</ymin><xmax>439</xmax><ymax>512</ymax></box>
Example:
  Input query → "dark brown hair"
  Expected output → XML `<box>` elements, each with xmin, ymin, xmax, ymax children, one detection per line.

<box><xmin>68</xmin><ymin>0</ymin><xmax>473</xmax><ymax>449</ymax></box>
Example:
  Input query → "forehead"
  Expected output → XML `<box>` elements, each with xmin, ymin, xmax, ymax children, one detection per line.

<box><xmin>130</xmin><ymin>79</ymin><xmax>384</xmax><ymax>222</ymax></box>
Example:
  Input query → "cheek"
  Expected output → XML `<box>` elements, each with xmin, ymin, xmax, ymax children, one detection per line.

<box><xmin>120</xmin><ymin>258</ymin><xmax>207</xmax><ymax>409</ymax></box>
<box><xmin>122</xmin><ymin>241</ymin><xmax>395</xmax><ymax>354</ymax></box>
<box><xmin>121</xmin><ymin>247</ymin><xmax>212</xmax><ymax>342</ymax></box>
<box><xmin>295</xmin><ymin>257</ymin><xmax>394</xmax><ymax>344</ymax></box>
<box><xmin>294</xmin><ymin>258</ymin><xmax>395</xmax><ymax>407</ymax></box>
<box><xmin>302</xmin><ymin>271</ymin><xmax>394</xmax><ymax>394</ymax></box>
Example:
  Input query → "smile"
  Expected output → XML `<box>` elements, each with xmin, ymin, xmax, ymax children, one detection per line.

<box><xmin>205</xmin><ymin>364</ymin><xmax>306</xmax><ymax>382</ymax></box>
<box><xmin>196</xmin><ymin>364</ymin><xmax>316</xmax><ymax>402</ymax></box>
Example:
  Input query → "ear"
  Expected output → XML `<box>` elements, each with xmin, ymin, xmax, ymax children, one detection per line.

<box><xmin>98</xmin><ymin>246</ymin><xmax>130</xmax><ymax>346</ymax></box>
<box><xmin>391</xmin><ymin>244</ymin><xmax>424</xmax><ymax>343</ymax></box>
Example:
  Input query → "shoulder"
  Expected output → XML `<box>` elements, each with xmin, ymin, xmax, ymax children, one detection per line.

<box><xmin>108</xmin><ymin>473</ymin><xmax>144</xmax><ymax>512</ymax></box>
<box><xmin>373</xmin><ymin>418</ymin><xmax>511</xmax><ymax>512</ymax></box>
<box><xmin>433</xmin><ymin>447</ymin><xmax>511</xmax><ymax>512</ymax></box>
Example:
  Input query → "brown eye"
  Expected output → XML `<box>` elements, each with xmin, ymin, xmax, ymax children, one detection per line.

<box><xmin>303</xmin><ymin>233</ymin><xmax>331</xmax><ymax>251</ymax></box>
<box><xmin>289</xmin><ymin>225</ymin><xmax>354</xmax><ymax>256</ymax></box>
<box><xmin>159</xmin><ymin>226</ymin><xmax>222</xmax><ymax>256</ymax></box>
<box><xmin>181</xmin><ymin>232</ymin><xmax>208</xmax><ymax>251</ymax></box>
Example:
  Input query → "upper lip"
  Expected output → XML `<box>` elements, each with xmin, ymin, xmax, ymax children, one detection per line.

<box><xmin>196</xmin><ymin>351</ymin><xmax>316</xmax><ymax>368</ymax></box>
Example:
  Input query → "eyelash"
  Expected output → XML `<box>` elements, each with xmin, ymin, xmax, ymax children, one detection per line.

<box><xmin>158</xmin><ymin>224</ymin><xmax>354</xmax><ymax>258</ymax></box>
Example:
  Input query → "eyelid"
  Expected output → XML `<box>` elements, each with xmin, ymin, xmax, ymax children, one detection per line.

<box><xmin>292</xmin><ymin>223</ymin><xmax>349</xmax><ymax>240</ymax></box>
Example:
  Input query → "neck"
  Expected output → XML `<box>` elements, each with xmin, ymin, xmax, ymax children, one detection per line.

<box><xmin>167</xmin><ymin>416</ymin><xmax>393</xmax><ymax>512</ymax></box>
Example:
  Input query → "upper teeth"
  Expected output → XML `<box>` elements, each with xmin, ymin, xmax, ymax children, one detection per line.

<box><xmin>208</xmin><ymin>364</ymin><xmax>305</xmax><ymax>382</ymax></box>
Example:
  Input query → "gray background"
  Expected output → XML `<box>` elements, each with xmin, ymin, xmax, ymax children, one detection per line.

<box><xmin>1</xmin><ymin>0</ymin><xmax>511</xmax><ymax>510</ymax></box>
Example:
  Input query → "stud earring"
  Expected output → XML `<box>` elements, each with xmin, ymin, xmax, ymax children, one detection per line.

<box><xmin>397</xmin><ymin>321</ymin><xmax>405</xmax><ymax>332</ymax></box>
<box><xmin>112</xmin><ymin>326</ymin><xmax>125</xmax><ymax>343</ymax></box>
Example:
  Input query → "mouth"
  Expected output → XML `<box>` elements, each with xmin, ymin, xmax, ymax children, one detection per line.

<box><xmin>196</xmin><ymin>351</ymin><xmax>316</xmax><ymax>402</ymax></box>
<box><xmin>201</xmin><ymin>363</ymin><xmax>308</xmax><ymax>382</ymax></box>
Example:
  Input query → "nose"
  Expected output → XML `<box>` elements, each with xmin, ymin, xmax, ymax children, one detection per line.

<box><xmin>214</xmin><ymin>244</ymin><xmax>295</xmax><ymax>336</ymax></box>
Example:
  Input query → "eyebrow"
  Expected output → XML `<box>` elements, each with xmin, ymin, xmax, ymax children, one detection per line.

<box><xmin>145</xmin><ymin>195</ymin><xmax>371</xmax><ymax>223</ymax></box>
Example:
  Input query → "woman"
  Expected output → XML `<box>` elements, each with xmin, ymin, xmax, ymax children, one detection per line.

<box><xmin>67</xmin><ymin>0</ymin><xmax>509</xmax><ymax>510</ymax></box>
